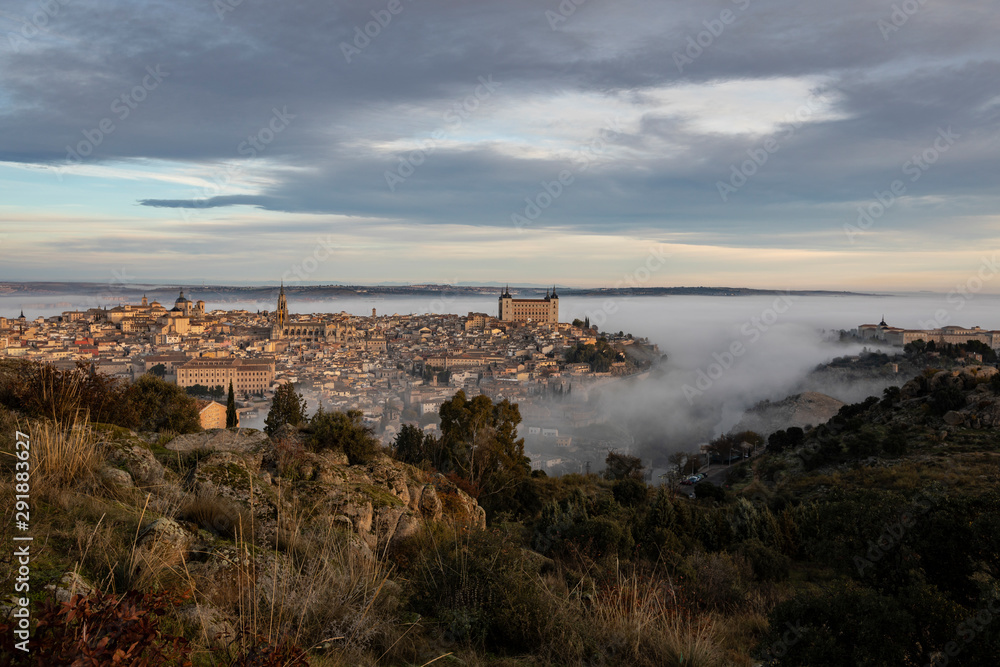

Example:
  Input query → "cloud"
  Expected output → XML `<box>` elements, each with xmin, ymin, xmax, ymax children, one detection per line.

<box><xmin>0</xmin><ymin>0</ymin><xmax>998</xmax><ymax>282</ymax></box>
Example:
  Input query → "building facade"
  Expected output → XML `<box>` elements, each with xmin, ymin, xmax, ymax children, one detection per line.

<box><xmin>858</xmin><ymin>319</ymin><xmax>1000</xmax><ymax>350</ymax></box>
<box><xmin>498</xmin><ymin>286</ymin><xmax>559</xmax><ymax>324</ymax></box>
<box><xmin>177</xmin><ymin>357</ymin><xmax>276</xmax><ymax>394</ymax></box>
<box><xmin>196</xmin><ymin>399</ymin><xmax>233</xmax><ymax>429</ymax></box>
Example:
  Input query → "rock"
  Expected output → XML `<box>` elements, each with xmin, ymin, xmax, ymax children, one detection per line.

<box><xmin>960</xmin><ymin>365</ymin><xmax>998</xmax><ymax>389</ymax></box>
<box><xmin>368</xmin><ymin>459</ymin><xmax>411</xmax><ymax>505</ymax></box>
<box><xmin>99</xmin><ymin>466</ymin><xmax>133</xmax><ymax>489</ymax></box>
<box><xmin>929</xmin><ymin>371</ymin><xmax>963</xmax><ymax>392</ymax></box>
<box><xmin>45</xmin><ymin>572</ymin><xmax>95</xmax><ymax>604</ymax></box>
<box><xmin>176</xmin><ymin>604</ymin><xmax>234</xmax><ymax>643</ymax></box>
<box><xmin>341</xmin><ymin>500</ymin><xmax>374</xmax><ymax>534</ymax></box>
<box><xmin>417</xmin><ymin>485</ymin><xmax>443</xmax><ymax>521</ymax></box>
<box><xmin>105</xmin><ymin>443</ymin><xmax>166</xmax><ymax>487</ymax></box>
<box><xmin>135</xmin><ymin>518</ymin><xmax>194</xmax><ymax>569</ymax></box>
<box><xmin>389</xmin><ymin>511</ymin><xmax>421</xmax><ymax>544</ymax></box>
<box><xmin>734</xmin><ymin>391</ymin><xmax>846</xmax><ymax>437</ymax></box>
<box><xmin>165</xmin><ymin>428</ymin><xmax>269</xmax><ymax>454</ymax></box>
<box><xmin>407</xmin><ymin>484</ymin><xmax>423</xmax><ymax>512</ymax></box>
<box><xmin>185</xmin><ymin>452</ymin><xmax>278</xmax><ymax>546</ymax></box>
<box><xmin>943</xmin><ymin>411</ymin><xmax>965</xmax><ymax>426</ymax></box>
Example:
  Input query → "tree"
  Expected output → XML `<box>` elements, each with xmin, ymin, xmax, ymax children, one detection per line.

<box><xmin>307</xmin><ymin>408</ymin><xmax>379</xmax><ymax>464</ymax></box>
<box><xmin>437</xmin><ymin>390</ymin><xmax>531</xmax><ymax>513</ymax></box>
<box><xmin>226</xmin><ymin>380</ymin><xmax>237</xmax><ymax>428</ymax></box>
<box><xmin>264</xmin><ymin>383</ymin><xmax>306</xmax><ymax>436</ymax></box>
<box><xmin>122</xmin><ymin>374</ymin><xmax>202</xmax><ymax>433</ymax></box>
<box><xmin>393</xmin><ymin>423</ymin><xmax>427</xmax><ymax>465</ymax></box>
<box><xmin>148</xmin><ymin>363</ymin><xmax>167</xmax><ymax>378</ymax></box>
<box><xmin>604</xmin><ymin>451</ymin><xmax>644</xmax><ymax>481</ymax></box>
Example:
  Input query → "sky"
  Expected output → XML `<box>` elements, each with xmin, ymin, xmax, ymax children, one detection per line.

<box><xmin>1</xmin><ymin>0</ymin><xmax>998</xmax><ymax>290</ymax></box>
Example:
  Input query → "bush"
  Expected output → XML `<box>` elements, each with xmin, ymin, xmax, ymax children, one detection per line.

<box><xmin>0</xmin><ymin>590</ymin><xmax>193</xmax><ymax>666</ymax></box>
<box><xmin>307</xmin><ymin>408</ymin><xmax>380</xmax><ymax>465</ymax></box>
<box><xmin>409</xmin><ymin>526</ymin><xmax>555</xmax><ymax>653</ymax></box>
<box><xmin>612</xmin><ymin>478</ymin><xmax>647</xmax><ymax>507</ymax></box>
<box><xmin>734</xmin><ymin>538</ymin><xmax>790</xmax><ymax>582</ymax></box>
<box><xmin>758</xmin><ymin>583</ymin><xmax>924</xmax><ymax>666</ymax></box>
<box><xmin>124</xmin><ymin>374</ymin><xmax>202</xmax><ymax>433</ymax></box>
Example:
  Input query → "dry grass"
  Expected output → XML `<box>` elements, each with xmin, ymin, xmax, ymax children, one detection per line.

<box><xmin>26</xmin><ymin>413</ymin><xmax>103</xmax><ymax>497</ymax></box>
<box><xmin>561</xmin><ymin>568</ymin><xmax>732</xmax><ymax>667</ymax></box>
<box><xmin>177</xmin><ymin>488</ymin><xmax>251</xmax><ymax>540</ymax></box>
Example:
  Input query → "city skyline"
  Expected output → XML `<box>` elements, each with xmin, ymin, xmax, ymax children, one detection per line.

<box><xmin>1</xmin><ymin>0</ymin><xmax>998</xmax><ymax>291</ymax></box>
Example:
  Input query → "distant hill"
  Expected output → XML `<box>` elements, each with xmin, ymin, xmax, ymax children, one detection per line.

<box><xmin>0</xmin><ymin>281</ymin><xmax>871</xmax><ymax>301</ymax></box>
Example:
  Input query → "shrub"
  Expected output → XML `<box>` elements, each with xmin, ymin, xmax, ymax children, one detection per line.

<box><xmin>306</xmin><ymin>408</ymin><xmax>380</xmax><ymax>465</ymax></box>
<box><xmin>694</xmin><ymin>480</ymin><xmax>726</xmax><ymax>502</ymax></box>
<box><xmin>177</xmin><ymin>489</ymin><xmax>251</xmax><ymax>539</ymax></box>
<box><xmin>682</xmin><ymin>551</ymin><xmax>752</xmax><ymax>612</ymax></box>
<box><xmin>604</xmin><ymin>451</ymin><xmax>644</xmax><ymax>481</ymax></box>
<box><xmin>612</xmin><ymin>478</ymin><xmax>647</xmax><ymax>507</ymax></box>
<box><xmin>0</xmin><ymin>590</ymin><xmax>193</xmax><ymax>666</ymax></box>
<box><xmin>758</xmin><ymin>583</ymin><xmax>919</xmax><ymax>666</ymax></box>
<box><xmin>124</xmin><ymin>374</ymin><xmax>202</xmax><ymax>433</ymax></box>
<box><xmin>882</xmin><ymin>431</ymin><xmax>908</xmax><ymax>456</ymax></box>
<box><xmin>409</xmin><ymin>526</ymin><xmax>554</xmax><ymax>654</ymax></box>
<box><xmin>23</xmin><ymin>413</ymin><xmax>102</xmax><ymax>497</ymax></box>
<box><xmin>734</xmin><ymin>538</ymin><xmax>790</xmax><ymax>582</ymax></box>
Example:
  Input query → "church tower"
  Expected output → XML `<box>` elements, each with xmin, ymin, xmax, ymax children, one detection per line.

<box><xmin>273</xmin><ymin>281</ymin><xmax>289</xmax><ymax>339</ymax></box>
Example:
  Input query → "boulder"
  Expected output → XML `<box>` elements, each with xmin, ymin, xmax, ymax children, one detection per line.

<box><xmin>135</xmin><ymin>518</ymin><xmax>195</xmax><ymax>569</ymax></box>
<box><xmin>99</xmin><ymin>466</ymin><xmax>133</xmax><ymax>489</ymax></box>
<box><xmin>176</xmin><ymin>604</ymin><xmax>234</xmax><ymax>644</ymax></box>
<box><xmin>105</xmin><ymin>443</ymin><xmax>166</xmax><ymax>487</ymax></box>
<box><xmin>45</xmin><ymin>572</ymin><xmax>95</xmax><ymax>604</ymax></box>
<box><xmin>943</xmin><ymin>411</ymin><xmax>965</xmax><ymax>426</ymax></box>
<box><xmin>341</xmin><ymin>500</ymin><xmax>374</xmax><ymax>534</ymax></box>
<box><xmin>417</xmin><ymin>485</ymin><xmax>443</xmax><ymax>521</ymax></box>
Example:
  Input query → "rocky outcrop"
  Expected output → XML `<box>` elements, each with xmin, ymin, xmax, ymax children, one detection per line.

<box><xmin>736</xmin><ymin>391</ymin><xmax>846</xmax><ymax>437</ymax></box>
<box><xmin>165</xmin><ymin>428</ymin><xmax>270</xmax><ymax>454</ymax></box>
<box><xmin>105</xmin><ymin>440</ymin><xmax>167</xmax><ymax>488</ymax></box>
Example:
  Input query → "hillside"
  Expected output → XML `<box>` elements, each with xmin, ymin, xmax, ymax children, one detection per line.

<box><xmin>2</xmin><ymin>361</ymin><xmax>1000</xmax><ymax>666</ymax></box>
<box><xmin>734</xmin><ymin>391</ymin><xmax>845</xmax><ymax>437</ymax></box>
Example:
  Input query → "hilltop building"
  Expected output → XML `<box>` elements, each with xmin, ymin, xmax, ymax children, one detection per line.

<box><xmin>857</xmin><ymin>318</ymin><xmax>1000</xmax><ymax>349</ymax></box>
<box><xmin>499</xmin><ymin>285</ymin><xmax>559</xmax><ymax>324</ymax></box>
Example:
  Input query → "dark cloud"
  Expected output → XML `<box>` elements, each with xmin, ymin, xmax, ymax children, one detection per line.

<box><xmin>1</xmin><ymin>0</ymin><xmax>998</xmax><ymax>244</ymax></box>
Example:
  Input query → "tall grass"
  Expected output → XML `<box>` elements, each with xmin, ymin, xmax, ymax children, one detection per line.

<box><xmin>584</xmin><ymin>569</ymin><xmax>728</xmax><ymax>666</ymax></box>
<box><xmin>28</xmin><ymin>412</ymin><xmax>102</xmax><ymax>496</ymax></box>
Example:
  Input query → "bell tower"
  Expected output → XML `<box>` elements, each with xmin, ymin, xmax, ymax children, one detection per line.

<box><xmin>273</xmin><ymin>281</ymin><xmax>288</xmax><ymax>339</ymax></box>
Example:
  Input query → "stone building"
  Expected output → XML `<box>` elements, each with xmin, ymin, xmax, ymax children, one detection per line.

<box><xmin>177</xmin><ymin>357</ymin><xmax>276</xmax><ymax>395</ymax></box>
<box><xmin>498</xmin><ymin>285</ymin><xmax>559</xmax><ymax>324</ymax></box>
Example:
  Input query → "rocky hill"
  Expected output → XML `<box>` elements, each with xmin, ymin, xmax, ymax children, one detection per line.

<box><xmin>0</xmin><ymin>416</ymin><xmax>487</xmax><ymax>663</ymax></box>
<box><xmin>734</xmin><ymin>391</ymin><xmax>845</xmax><ymax>437</ymax></box>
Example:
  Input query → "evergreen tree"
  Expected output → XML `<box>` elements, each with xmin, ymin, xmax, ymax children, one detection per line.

<box><xmin>264</xmin><ymin>383</ymin><xmax>307</xmax><ymax>436</ymax></box>
<box><xmin>226</xmin><ymin>380</ymin><xmax>237</xmax><ymax>428</ymax></box>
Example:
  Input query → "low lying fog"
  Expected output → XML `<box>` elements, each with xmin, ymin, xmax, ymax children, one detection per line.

<box><xmin>8</xmin><ymin>291</ymin><xmax>1000</xmax><ymax>460</ymax></box>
